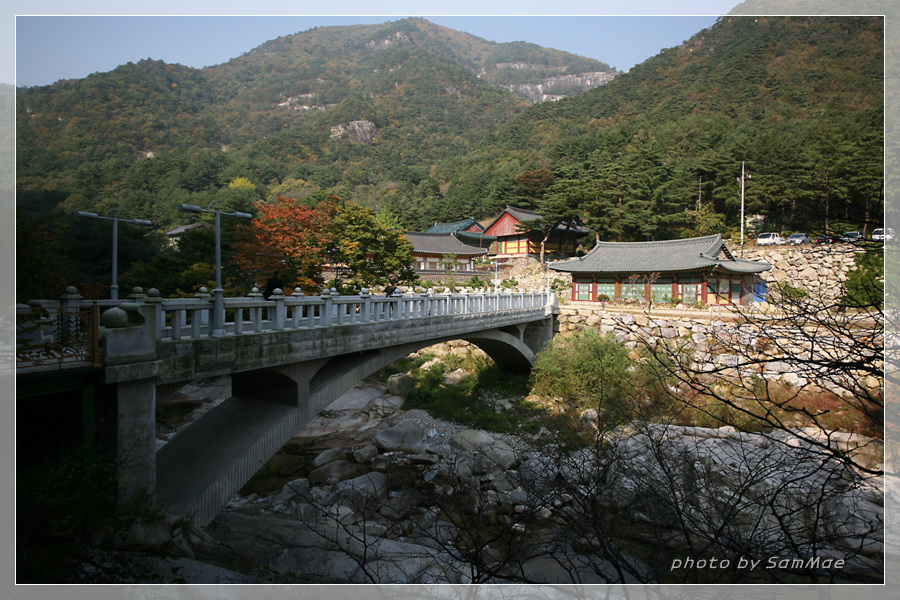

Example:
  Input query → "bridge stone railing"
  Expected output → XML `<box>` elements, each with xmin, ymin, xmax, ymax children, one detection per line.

<box><xmin>16</xmin><ymin>286</ymin><xmax>555</xmax><ymax>368</ymax></box>
<box><xmin>149</xmin><ymin>286</ymin><xmax>553</xmax><ymax>341</ymax></box>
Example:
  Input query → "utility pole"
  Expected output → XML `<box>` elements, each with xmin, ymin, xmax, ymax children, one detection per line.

<box><xmin>698</xmin><ymin>176</ymin><xmax>702</xmax><ymax>212</ymax></box>
<box><xmin>737</xmin><ymin>162</ymin><xmax>751</xmax><ymax>250</ymax></box>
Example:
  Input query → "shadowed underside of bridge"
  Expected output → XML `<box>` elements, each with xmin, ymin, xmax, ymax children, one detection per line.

<box><xmin>155</xmin><ymin>316</ymin><xmax>554</xmax><ymax>525</ymax></box>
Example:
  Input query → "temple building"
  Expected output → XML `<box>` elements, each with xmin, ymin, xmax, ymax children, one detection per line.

<box><xmin>483</xmin><ymin>206</ymin><xmax>587</xmax><ymax>258</ymax></box>
<box><xmin>549</xmin><ymin>234</ymin><xmax>771</xmax><ymax>305</ymax></box>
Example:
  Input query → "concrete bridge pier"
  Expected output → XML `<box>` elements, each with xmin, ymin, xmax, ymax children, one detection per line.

<box><xmin>98</xmin><ymin>303</ymin><xmax>161</xmax><ymax>504</ymax></box>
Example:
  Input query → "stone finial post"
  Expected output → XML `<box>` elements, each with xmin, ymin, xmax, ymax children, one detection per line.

<box><xmin>145</xmin><ymin>288</ymin><xmax>164</xmax><ymax>339</ymax></box>
<box><xmin>359</xmin><ymin>288</ymin><xmax>372</xmax><ymax>323</ymax></box>
<box><xmin>321</xmin><ymin>288</ymin><xmax>334</xmax><ymax>326</ymax></box>
<box><xmin>128</xmin><ymin>287</ymin><xmax>147</xmax><ymax>302</ymax></box>
<box><xmin>60</xmin><ymin>285</ymin><xmax>83</xmax><ymax>311</ymax></box>
<box><xmin>248</xmin><ymin>287</ymin><xmax>264</xmax><ymax>333</ymax></box>
<box><xmin>270</xmin><ymin>288</ymin><xmax>286</xmax><ymax>331</ymax></box>
<box><xmin>194</xmin><ymin>287</ymin><xmax>210</xmax><ymax>337</ymax></box>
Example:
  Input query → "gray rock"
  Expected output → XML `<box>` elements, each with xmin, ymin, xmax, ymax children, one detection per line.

<box><xmin>386</xmin><ymin>372</ymin><xmax>415</xmax><ymax>396</ymax></box>
<box><xmin>410</xmin><ymin>453</ymin><xmax>440</xmax><ymax>465</ymax></box>
<box><xmin>476</xmin><ymin>441</ymin><xmax>518</xmax><ymax>472</ymax></box>
<box><xmin>374</xmin><ymin>420</ymin><xmax>426</xmax><ymax>451</ymax></box>
<box><xmin>125</xmin><ymin>520</ymin><xmax>171</xmax><ymax>550</ymax></box>
<box><xmin>518</xmin><ymin>456</ymin><xmax>559</xmax><ymax>492</ymax></box>
<box><xmin>334</xmin><ymin>471</ymin><xmax>389</xmax><ymax>512</ymax></box>
<box><xmin>308</xmin><ymin>460</ymin><xmax>357</xmax><ymax>484</ymax></box>
<box><xmin>442</xmin><ymin>369</ymin><xmax>468</xmax><ymax>386</ymax></box>
<box><xmin>378</xmin><ymin>489</ymin><xmax>428</xmax><ymax>520</ymax></box>
<box><xmin>274</xmin><ymin>478</ymin><xmax>311</xmax><ymax>503</ymax></box>
<box><xmin>352</xmin><ymin>444</ymin><xmax>379</xmax><ymax>464</ymax></box>
<box><xmin>311</xmin><ymin>447</ymin><xmax>349</xmax><ymax>470</ymax></box>
<box><xmin>451</xmin><ymin>429</ymin><xmax>495</xmax><ymax>451</ymax></box>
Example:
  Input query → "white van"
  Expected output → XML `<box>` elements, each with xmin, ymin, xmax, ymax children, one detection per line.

<box><xmin>756</xmin><ymin>232</ymin><xmax>783</xmax><ymax>246</ymax></box>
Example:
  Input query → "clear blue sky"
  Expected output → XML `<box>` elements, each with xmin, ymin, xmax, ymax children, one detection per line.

<box><xmin>7</xmin><ymin>2</ymin><xmax>745</xmax><ymax>88</ymax></box>
<box><xmin>14</xmin><ymin>15</ymin><xmax>724</xmax><ymax>87</ymax></box>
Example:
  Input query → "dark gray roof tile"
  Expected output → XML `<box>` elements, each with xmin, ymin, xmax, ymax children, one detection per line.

<box><xmin>549</xmin><ymin>235</ymin><xmax>771</xmax><ymax>274</ymax></box>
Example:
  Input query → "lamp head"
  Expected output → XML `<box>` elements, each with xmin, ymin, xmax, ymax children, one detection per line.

<box><xmin>76</xmin><ymin>211</ymin><xmax>99</xmax><ymax>219</ymax></box>
<box><xmin>178</xmin><ymin>204</ymin><xmax>203</xmax><ymax>214</ymax></box>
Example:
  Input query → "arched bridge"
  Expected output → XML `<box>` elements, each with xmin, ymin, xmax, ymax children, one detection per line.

<box><xmin>19</xmin><ymin>287</ymin><xmax>558</xmax><ymax>525</ymax></box>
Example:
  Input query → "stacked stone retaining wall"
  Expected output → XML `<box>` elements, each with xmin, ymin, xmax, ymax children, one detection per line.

<box><xmin>555</xmin><ymin>304</ymin><xmax>882</xmax><ymax>397</ymax></box>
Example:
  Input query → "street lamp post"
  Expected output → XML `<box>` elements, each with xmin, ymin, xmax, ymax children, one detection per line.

<box><xmin>77</xmin><ymin>208</ymin><xmax>153</xmax><ymax>300</ymax></box>
<box><xmin>177</xmin><ymin>202</ymin><xmax>253</xmax><ymax>338</ymax></box>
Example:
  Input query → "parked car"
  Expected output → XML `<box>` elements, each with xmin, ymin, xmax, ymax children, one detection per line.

<box><xmin>816</xmin><ymin>233</ymin><xmax>840</xmax><ymax>244</ymax></box>
<box><xmin>839</xmin><ymin>231</ymin><xmax>864</xmax><ymax>243</ymax></box>
<box><xmin>787</xmin><ymin>233</ymin><xmax>811</xmax><ymax>245</ymax></box>
<box><xmin>756</xmin><ymin>232</ymin><xmax>784</xmax><ymax>246</ymax></box>
<box><xmin>872</xmin><ymin>228</ymin><xmax>895</xmax><ymax>242</ymax></box>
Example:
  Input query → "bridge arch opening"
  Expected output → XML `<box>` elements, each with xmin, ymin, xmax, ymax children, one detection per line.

<box><xmin>232</xmin><ymin>369</ymin><xmax>298</xmax><ymax>406</ymax></box>
<box><xmin>309</xmin><ymin>350</ymin><xmax>382</xmax><ymax>396</ymax></box>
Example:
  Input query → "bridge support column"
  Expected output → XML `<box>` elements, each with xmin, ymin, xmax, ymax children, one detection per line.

<box><xmin>105</xmin><ymin>362</ymin><xmax>159</xmax><ymax>504</ymax></box>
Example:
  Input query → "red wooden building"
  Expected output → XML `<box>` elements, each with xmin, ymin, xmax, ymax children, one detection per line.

<box><xmin>483</xmin><ymin>206</ymin><xmax>586</xmax><ymax>258</ymax></box>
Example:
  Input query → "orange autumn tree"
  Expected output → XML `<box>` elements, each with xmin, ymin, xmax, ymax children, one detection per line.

<box><xmin>234</xmin><ymin>196</ymin><xmax>338</xmax><ymax>293</ymax></box>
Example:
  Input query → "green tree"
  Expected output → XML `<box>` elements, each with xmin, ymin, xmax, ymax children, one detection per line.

<box><xmin>327</xmin><ymin>201</ymin><xmax>417</xmax><ymax>290</ymax></box>
<box><xmin>530</xmin><ymin>330</ymin><xmax>633</xmax><ymax>422</ymax></box>
<box><xmin>841</xmin><ymin>246</ymin><xmax>883</xmax><ymax>309</ymax></box>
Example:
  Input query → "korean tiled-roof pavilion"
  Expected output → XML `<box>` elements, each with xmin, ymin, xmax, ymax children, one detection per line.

<box><xmin>424</xmin><ymin>217</ymin><xmax>495</xmax><ymax>249</ymax></box>
<box><xmin>404</xmin><ymin>231</ymin><xmax>491</xmax><ymax>271</ymax></box>
<box><xmin>549</xmin><ymin>234</ymin><xmax>772</xmax><ymax>306</ymax></box>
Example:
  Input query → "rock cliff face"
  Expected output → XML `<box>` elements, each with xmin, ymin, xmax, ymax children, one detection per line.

<box><xmin>502</xmin><ymin>70</ymin><xmax>617</xmax><ymax>103</ymax></box>
<box><xmin>330</xmin><ymin>119</ymin><xmax>378</xmax><ymax>143</ymax></box>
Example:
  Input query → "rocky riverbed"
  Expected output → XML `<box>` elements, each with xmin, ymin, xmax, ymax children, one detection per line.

<box><xmin>80</xmin><ymin>362</ymin><xmax>886</xmax><ymax>584</ymax></box>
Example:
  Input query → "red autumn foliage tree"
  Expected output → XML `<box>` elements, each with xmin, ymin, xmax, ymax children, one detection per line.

<box><xmin>234</xmin><ymin>196</ymin><xmax>338</xmax><ymax>292</ymax></box>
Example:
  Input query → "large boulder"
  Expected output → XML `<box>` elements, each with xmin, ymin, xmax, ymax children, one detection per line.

<box><xmin>311</xmin><ymin>447</ymin><xmax>349</xmax><ymax>470</ymax></box>
<box><xmin>374</xmin><ymin>420</ymin><xmax>426</xmax><ymax>451</ymax></box>
<box><xmin>386</xmin><ymin>373</ymin><xmax>415</xmax><ymax>396</ymax></box>
<box><xmin>451</xmin><ymin>429</ymin><xmax>495</xmax><ymax>451</ymax></box>
<box><xmin>308</xmin><ymin>460</ymin><xmax>357</xmax><ymax>484</ymax></box>
<box><xmin>518</xmin><ymin>456</ymin><xmax>560</xmax><ymax>492</ymax></box>
<box><xmin>474</xmin><ymin>440</ymin><xmax>518</xmax><ymax>473</ymax></box>
<box><xmin>334</xmin><ymin>471</ymin><xmax>390</xmax><ymax>512</ymax></box>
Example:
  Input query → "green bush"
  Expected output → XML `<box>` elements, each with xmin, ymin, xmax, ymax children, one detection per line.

<box><xmin>468</xmin><ymin>275</ymin><xmax>488</xmax><ymax>289</ymax></box>
<box><xmin>530</xmin><ymin>330</ymin><xmax>632</xmax><ymax>419</ymax></box>
<box><xmin>400</xmin><ymin>351</ymin><xmax>536</xmax><ymax>433</ymax></box>
<box><xmin>780</xmin><ymin>284</ymin><xmax>809</xmax><ymax>301</ymax></box>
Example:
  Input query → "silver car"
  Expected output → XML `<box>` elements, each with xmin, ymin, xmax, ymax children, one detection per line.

<box><xmin>787</xmin><ymin>233</ymin><xmax>811</xmax><ymax>245</ymax></box>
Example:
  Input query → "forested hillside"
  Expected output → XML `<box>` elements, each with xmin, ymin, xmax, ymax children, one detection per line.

<box><xmin>474</xmin><ymin>16</ymin><xmax>884</xmax><ymax>242</ymax></box>
<box><xmin>15</xmin><ymin>16</ymin><xmax>883</xmax><ymax>300</ymax></box>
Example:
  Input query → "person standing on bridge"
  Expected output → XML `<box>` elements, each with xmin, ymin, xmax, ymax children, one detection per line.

<box><xmin>264</xmin><ymin>270</ymin><xmax>284</xmax><ymax>300</ymax></box>
<box><xmin>383</xmin><ymin>279</ymin><xmax>398</xmax><ymax>318</ymax></box>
